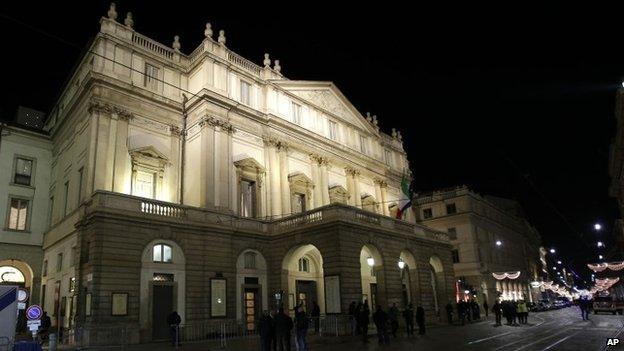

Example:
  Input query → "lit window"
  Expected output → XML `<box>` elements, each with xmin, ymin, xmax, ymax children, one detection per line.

<box><xmin>153</xmin><ymin>244</ymin><xmax>172</xmax><ymax>263</ymax></box>
<box><xmin>446</xmin><ymin>203</ymin><xmax>457</xmax><ymax>214</ymax></box>
<box><xmin>134</xmin><ymin>170</ymin><xmax>155</xmax><ymax>199</ymax></box>
<box><xmin>291</xmin><ymin>102</ymin><xmax>302</xmax><ymax>125</ymax></box>
<box><xmin>7</xmin><ymin>198</ymin><xmax>28</xmax><ymax>231</ymax></box>
<box><xmin>144</xmin><ymin>63</ymin><xmax>159</xmax><ymax>90</ymax></box>
<box><xmin>14</xmin><ymin>158</ymin><xmax>33</xmax><ymax>186</ymax></box>
<box><xmin>240</xmin><ymin>180</ymin><xmax>256</xmax><ymax>218</ymax></box>
<box><xmin>0</xmin><ymin>266</ymin><xmax>25</xmax><ymax>283</ymax></box>
<box><xmin>240</xmin><ymin>80</ymin><xmax>251</xmax><ymax>105</ymax></box>
<box><xmin>244</xmin><ymin>252</ymin><xmax>256</xmax><ymax>269</ymax></box>
<box><xmin>359</xmin><ymin>135</ymin><xmax>368</xmax><ymax>154</ymax></box>
<box><xmin>422</xmin><ymin>208</ymin><xmax>433</xmax><ymax>219</ymax></box>
<box><xmin>328</xmin><ymin>120</ymin><xmax>338</xmax><ymax>141</ymax></box>
<box><xmin>298</xmin><ymin>257</ymin><xmax>309</xmax><ymax>272</ymax></box>
<box><xmin>69</xmin><ymin>277</ymin><xmax>76</xmax><ymax>293</ymax></box>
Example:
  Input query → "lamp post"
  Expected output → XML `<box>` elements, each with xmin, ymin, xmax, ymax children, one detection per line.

<box><xmin>366</xmin><ymin>257</ymin><xmax>375</xmax><ymax>267</ymax></box>
<box><xmin>398</xmin><ymin>258</ymin><xmax>406</xmax><ymax>270</ymax></box>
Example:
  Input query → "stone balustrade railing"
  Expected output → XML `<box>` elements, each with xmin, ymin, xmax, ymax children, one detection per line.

<box><xmin>227</xmin><ymin>51</ymin><xmax>262</xmax><ymax>75</ymax></box>
<box><xmin>86</xmin><ymin>191</ymin><xmax>449</xmax><ymax>243</ymax></box>
<box><xmin>131</xmin><ymin>32</ymin><xmax>175</xmax><ymax>60</ymax></box>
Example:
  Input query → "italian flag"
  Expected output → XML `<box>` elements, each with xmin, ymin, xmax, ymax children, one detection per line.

<box><xmin>396</xmin><ymin>170</ymin><xmax>413</xmax><ymax>219</ymax></box>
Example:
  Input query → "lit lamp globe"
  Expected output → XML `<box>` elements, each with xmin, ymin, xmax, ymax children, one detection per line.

<box><xmin>594</xmin><ymin>223</ymin><xmax>602</xmax><ymax>231</ymax></box>
<box><xmin>366</xmin><ymin>257</ymin><xmax>375</xmax><ymax>267</ymax></box>
<box><xmin>397</xmin><ymin>259</ymin><xmax>406</xmax><ymax>270</ymax></box>
<box><xmin>495</xmin><ymin>240</ymin><xmax>502</xmax><ymax>247</ymax></box>
<box><xmin>464</xmin><ymin>290</ymin><xmax>470</xmax><ymax>295</ymax></box>
<box><xmin>550</xmin><ymin>248</ymin><xmax>556</xmax><ymax>254</ymax></box>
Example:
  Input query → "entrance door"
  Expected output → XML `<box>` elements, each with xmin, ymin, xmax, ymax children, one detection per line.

<box><xmin>244</xmin><ymin>288</ymin><xmax>260</xmax><ymax>332</ymax></box>
<box><xmin>152</xmin><ymin>285</ymin><xmax>174</xmax><ymax>340</ymax></box>
<box><xmin>370</xmin><ymin>283</ymin><xmax>378</xmax><ymax>309</ymax></box>
<box><xmin>295</xmin><ymin>280</ymin><xmax>317</xmax><ymax>313</ymax></box>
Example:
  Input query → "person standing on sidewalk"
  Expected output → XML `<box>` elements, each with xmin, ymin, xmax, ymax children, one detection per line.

<box><xmin>373</xmin><ymin>305</ymin><xmax>390</xmax><ymax>345</ymax></box>
<box><xmin>274</xmin><ymin>308</ymin><xmax>293</xmax><ymax>351</ymax></box>
<box><xmin>166</xmin><ymin>311</ymin><xmax>181</xmax><ymax>347</ymax></box>
<box><xmin>416</xmin><ymin>305</ymin><xmax>426</xmax><ymax>335</ymax></box>
<box><xmin>311</xmin><ymin>301</ymin><xmax>321</xmax><ymax>334</ymax></box>
<box><xmin>483</xmin><ymin>300</ymin><xmax>489</xmax><ymax>318</ymax></box>
<box><xmin>403</xmin><ymin>304</ymin><xmax>415</xmax><ymax>336</ymax></box>
<box><xmin>259</xmin><ymin>310</ymin><xmax>274</xmax><ymax>351</ymax></box>
<box><xmin>388</xmin><ymin>303</ymin><xmax>399</xmax><ymax>338</ymax></box>
<box><xmin>445</xmin><ymin>302</ymin><xmax>454</xmax><ymax>324</ymax></box>
<box><xmin>492</xmin><ymin>300</ymin><xmax>503</xmax><ymax>326</ymax></box>
<box><xmin>359</xmin><ymin>302</ymin><xmax>370</xmax><ymax>343</ymax></box>
<box><xmin>294</xmin><ymin>305</ymin><xmax>309</xmax><ymax>351</ymax></box>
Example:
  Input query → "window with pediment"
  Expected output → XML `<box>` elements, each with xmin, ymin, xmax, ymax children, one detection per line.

<box><xmin>234</xmin><ymin>158</ymin><xmax>265</xmax><ymax>218</ymax></box>
<box><xmin>288</xmin><ymin>172</ymin><xmax>314</xmax><ymax>214</ymax></box>
<box><xmin>129</xmin><ymin>146</ymin><xmax>169</xmax><ymax>200</ymax></box>
<box><xmin>329</xmin><ymin>185</ymin><xmax>349</xmax><ymax>205</ymax></box>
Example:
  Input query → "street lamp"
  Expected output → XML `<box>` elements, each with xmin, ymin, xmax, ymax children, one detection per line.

<box><xmin>594</xmin><ymin>223</ymin><xmax>602</xmax><ymax>231</ymax></box>
<box><xmin>550</xmin><ymin>248</ymin><xmax>556</xmax><ymax>254</ymax></box>
<box><xmin>553</xmin><ymin>266</ymin><xmax>557</xmax><ymax>270</ymax></box>
<box><xmin>597</xmin><ymin>241</ymin><xmax>604</xmax><ymax>248</ymax></box>
<box><xmin>464</xmin><ymin>290</ymin><xmax>470</xmax><ymax>295</ymax></box>
<box><xmin>557</xmin><ymin>260</ymin><xmax>562</xmax><ymax>264</ymax></box>
<box><xmin>398</xmin><ymin>258</ymin><xmax>406</xmax><ymax>270</ymax></box>
<box><xmin>495</xmin><ymin>240</ymin><xmax>502</xmax><ymax>247</ymax></box>
<box><xmin>599</xmin><ymin>255</ymin><xmax>604</xmax><ymax>260</ymax></box>
<box><xmin>366</xmin><ymin>257</ymin><xmax>375</xmax><ymax>267</ymax></box>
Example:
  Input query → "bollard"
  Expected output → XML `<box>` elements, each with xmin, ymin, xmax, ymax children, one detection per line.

<box><xmin>49</xmin><ymin>333</ymin><xmax>57</xmax><ymax>351</ymax></box>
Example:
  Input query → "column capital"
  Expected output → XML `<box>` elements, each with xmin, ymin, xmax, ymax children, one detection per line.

<box><xmin>373</xmin><ymin>178</ymin><xmax>388</xmax><ymax>187</ymax></box>
<box><xmin>310</xmin><ymin>154</ymin><xmax>330</xmax><ymax>166</ymax></box>
<box><xmin>170</xmin><ymin>125</ymin><xmax>183</xmax><ymax>137</ymax></box>
<box><xmin>88</xmin><ymin>100</ymin><xmax>133</xmax><ymax>121</ymax></box>
<box><xmin>200</xmin><ymin>115</ymin><xmax>235</xmax><ymax>134</ymax></box>
<box><xmin>263</xmin><ymin>135</ymin><xmax>288</xmax><ymax>151</ymax></box>
<box><xmin>345</xmin><ymin>166</ymin><xmax>360</xmax><ymax>177</ymax></box>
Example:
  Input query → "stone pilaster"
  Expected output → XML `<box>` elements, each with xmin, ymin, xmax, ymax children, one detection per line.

<box><xmin>278</xmin><ymin>143</ymin><xmax>291</xmax><ymax>216</ymax></box>
<box><xmin>319</xmin><ymin>158</ymin><xmax>330</xmax><ymax>206</ymax></box>
<box><xmin>309</xmin><ymin>154</ymin><xmax>322</xmax><ymax>208</ymax></box>
<box><xmin>265</xmin><ymin>138</ymin><xmax>282</xmax><ymax>217</ymax></box>
<box><xmin>113</xmin><ymin>111</ymin><xmax>133</xmax><ymax>194</ymax></box>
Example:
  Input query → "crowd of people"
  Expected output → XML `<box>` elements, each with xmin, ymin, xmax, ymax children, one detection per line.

<box><xmin>258</xmin><ymin>302</ymin><xmax>321</xmax><ymax>351</ymax></box>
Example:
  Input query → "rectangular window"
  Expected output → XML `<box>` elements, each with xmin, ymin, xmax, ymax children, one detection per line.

<box><xmin>447</xmin><ymin>227</ymin><xmax>457</xmax><ymax>240</ymax></box>
<box><xmin>135</xmin><ymin>170</ymin><xmax>155</xmax><ymax>199</ymax></box>
<box><xmin>422</xmin><ymin>208</ymin><xmax>433</xmax><ymax>219</ymax></box>
<box><xmin>144</xmin><ymin>63</ymin><xmax>159</xmax><ymax>90</ymax></box>
<box><xmin>14</xmin><ymin>158</ymin><xmax>33</xmax><ymax>186</ymax></box>
<box><xmin>452</xmin><ymin>249</ymin><xmax>460</xmax><ymax>263</ymax></box>
<box><xmin>43</xmin><ymin>260</ymin><xmax>48</xmax><ymax>276</ymax></box>
<box><xmin>359</xmin><ymin>135</ymin><xmax>368</xmax><ymax>154</ymax></box>
<box><xmin>57</xmin><ymin>252</ymin><xmax>63</xmax><ymax>272</ymax></box>
<box><xmin>69</xmin><ymin>277</ymin><xmax>76</xmax><ymax>293</ymax></box>
<box><xmin>384</xmin><ymin>150</ymin><xmax>392</xmax><ymax>166</ymax></box>
<box><xmin>240</xmin><ymin>180</ymin><xmax>256</xmax><ymax>218</ymax></box>
<box><xmin>7</xmin><ymin>198</ymin><xmax>28</xmax><ymax>230</ymax></box>
<box><xmin>77</xmin><ymin>167</ymin><xmax>84</xmax><ymax>203</ymax></box>
<box><xmin>48</xmin><ymin>196</ymin><xmax>54</xmax><ymax>226</ymax></box>
<box><xmin>63</xmin><ymin>181</ymin><xmax>70</xmax><ymax>216</ymax></box>
<box><xmin>244</xmin><ymin>252</ymin><xmax>256</xmax><ymax>269</ymax></box>
<box><xmin>446</xmin><ymin>203</ymin><xmax>457</xmax><ymax>214</ymax></box>
<box><xmin>291</xmin><ymin>102</ymin><xmax>302</xmax><ymax>125</ymax></box>
<box><xmin>328</xmin><ymin>120</ymin><xmax>338</xmax><ymax>141</ymax></box>
<box><xmin>292</xmin><ymin>193</ymin><xmax>306</xmax><ymax>214</ymax></box>
<box><xmin>240</xmin><ymin>80</ymin><xmax>251</xmax><ymax>105</ymax></box>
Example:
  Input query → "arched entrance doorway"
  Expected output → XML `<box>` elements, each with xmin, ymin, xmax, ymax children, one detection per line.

<box><xmin>429</xmin><ymin>255</ymin><xmax>446</xmax><ymax>317</ymax></box>
<box><xmin>281</xmin><ymin>245</ymin><xmax>324</xmax><ymax>314</ymax></box>
<box><xmin>0</xmin><ymin>260</ymin><xmax>34</xmax><ymax>333</ymax></box>
<box><xmin>360</xmin><ymin>244</ymin><xmax>384</xmax><ymax>310</ymax></box>
<box><xmin>236</xmin><ymin>249</ymin><xmax>268</xmax><ymax>331</ymax></box>
<box><xmin>140</xmin><ymin>240</ymin><xmax>185</xmax><ymax>340</ymax></box>
<box><xmin>399</xmin><ymin>250</ymin><xmax>417</xmax><ymax>307</ymax></box>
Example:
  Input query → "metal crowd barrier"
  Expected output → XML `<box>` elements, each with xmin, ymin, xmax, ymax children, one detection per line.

<box><xmin>72</xmin><ymin>326</ymin><xmax>128</xmax><ymax>350</ymax></box>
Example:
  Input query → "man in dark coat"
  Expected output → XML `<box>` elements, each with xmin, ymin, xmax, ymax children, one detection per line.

<box><xmin>294</xmin><ymin>305</ymin><xmax>309</xmax><ymax>351</ymax></box>
<box><xmin>483</xmin><ymin>300</ymin><xmax>489</xmax><ymax>318</ymax></box>
<box><xmin>348</xmin><ymin>301</ymin><xmax>357</xmax><ymax>335</ymax></box>
<box><xmin>445</xmin><ymin>302</ymin><xmax>454</xmax><ymax>324</ymax></box>
<box><xmin>311</xmin><ymin>301</ymin><xmax>321</xmax><ymax>334</ymax></box>
<box><xmin>416</xmin><ymin>305</ymin><xmax>426</xmax><ymax>335</ymax></box>
<box><xmin>388</xmin><ymin>303</ymin><xmax>399</xmax><ymax>338</ymax></box>
<box><xmin>492</xmin><ymin>300</ymin><xmax>503</xmax><ymax>326</ymax></box>
<box><xmin>259</xmin><ymin>310</ymin><xmax>274</xmax><ymax>351</ymax></box>
<box><xmin>274</xmin><ymin>308</ymin><xmax>293</xmax><ymax>351</ymax></box>
<box><xmin>372</xmin><ymin>305</ymin><xmax>390</xmax><ymax>345</ymax></box>
<box><xmin>359</xmin><ymin>302</ymin><xmax>370</xmax><ymax>343</ymax></box>
<box><xmin>403</xmin><ymin>303</ymin><xmax>415</xmax><ymax>336</ymax></box>
<box><xmin>166</xmin><ymin>311</ymin><xmax>181</xmax><ymax>346</ymax></box>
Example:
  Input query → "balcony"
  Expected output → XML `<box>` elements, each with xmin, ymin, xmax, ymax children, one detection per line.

<box><xmin>47</xmin><ymin>191</ymin><xmax>450</xmax><ymax>245</ymax></box>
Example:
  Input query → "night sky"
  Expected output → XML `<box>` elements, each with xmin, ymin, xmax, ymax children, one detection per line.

<box><xmin>1</xmin><ymin>2</ymin><xmax>622</xmax><ymax>284</ymax></box>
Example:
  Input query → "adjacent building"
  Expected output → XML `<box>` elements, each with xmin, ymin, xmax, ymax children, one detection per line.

<box><xmin>39</xmin><ymin>4</ymin><xmax>455</xmax><ymax>343</ymax></box>
<box><xmin>0</xmin><ymin>121</ymin><xmax>51</xmax><ymax>312</ymax></box>
<box><xmin>413</xmin><ymin>186</ymin><xmax>543</xmax><ymax>305</ymax></box>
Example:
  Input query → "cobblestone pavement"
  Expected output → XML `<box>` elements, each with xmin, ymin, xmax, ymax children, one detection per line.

<box><xmin>69</xmin><ymin>307</ymin><xmax>624</xmax><ymax>350</ymax></box>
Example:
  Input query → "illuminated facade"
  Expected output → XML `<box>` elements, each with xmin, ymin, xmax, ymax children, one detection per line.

<box><xmin>414</xmin><ymin>186</ymin><xmax>542</xmax><ymax>304</ymax></box>
<box><xmin>0</xmin><ymin>122</ymin><xmax>51</xmax><ymax>310</ymax></box>
<box><xmin>39</xmin><ymin>4</ymin><xmax>455</xmax><ymax>342</ymax></box>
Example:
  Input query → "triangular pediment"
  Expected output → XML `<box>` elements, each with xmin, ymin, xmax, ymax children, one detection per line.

<box><xmin>129</xmin><ymin>146</ymin><xmax>169</xmax><ymax>162</ymax></box>
<box><xmin>274</xmin><ymin>81</ymin><xmax>378</xmax><ymax>134</ymax></box>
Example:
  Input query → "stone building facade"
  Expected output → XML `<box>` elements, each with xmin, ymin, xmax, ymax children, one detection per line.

<box><xmin>40</xmin><ymin>4</ymin><xmax>455</xmax><ymax>343</ymax></box>
<box><xmin>413</xmin><ymin>186</ymin><xmax>542</xmax><ymax>306</ymax></box>
<box><xmin>0</xmin><ymin>122</ymin><xmax>51</xmax><ymax>311</ymax></box>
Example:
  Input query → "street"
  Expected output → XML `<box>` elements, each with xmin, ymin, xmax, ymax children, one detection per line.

<box><xmin>310</xmin><ymin>307</ymin><xmax>624</xmax><ymax>351</ymax></box>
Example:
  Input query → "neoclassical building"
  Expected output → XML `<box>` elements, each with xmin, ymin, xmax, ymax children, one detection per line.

<box><xmin>40</xmin><ymin>4</ymin><xmax>454</xmax><ymax>342</ymax></box>
<box><xmin>413</xmin><ymin>186</ymin><xmax>543</xmax><ymax>306</ymax></box>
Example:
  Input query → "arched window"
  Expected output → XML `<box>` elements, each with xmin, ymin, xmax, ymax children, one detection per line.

<box><xmin>153</xmin><ymin>244</ymin><xmax>172</xmax><ymax>263</ymax></box>
<box><xmin>244</xmin><ymin>251</ymin><xmax>256</xmax><ymax>269</ymax></box>
<box><xmin>0</xmin><ymin>266</ymin><xmax>25</xmax><ymax>283</ymax></box>
<box><xmin>298</xmin><ymin>257</ymin><xmax>309</xmax><ymax>272</ymax></box>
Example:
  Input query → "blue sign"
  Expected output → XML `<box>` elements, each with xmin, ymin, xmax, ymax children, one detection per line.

<box><xmin>26</xmin><ymin>305</ymin><xmax>42</xmax><ymax>320</ymax></box>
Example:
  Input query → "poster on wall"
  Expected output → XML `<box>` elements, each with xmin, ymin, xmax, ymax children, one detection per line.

<box><xmin>324</xmin><ymin>275</ymin><xmax>341</xmax><ymax>314</ymax></box>
<box><xmin>85</xmin><ymin>293</ymin><xmax>92</xmax><ymax>316</ymax></box>
<box><xmin>111</xmin><ymin>293</ymin><xmax>128</xmax><ymax>316</ymax></box>
<box><xmin>211</xmin><ymin>279</ymin><xmax>227</xmax><ymax>317</ymax></box>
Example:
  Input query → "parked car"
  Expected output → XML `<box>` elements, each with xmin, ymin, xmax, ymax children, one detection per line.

<box><xmin>531</xmin><ymin>301</ymin><xmax>551</xmax><ymax>312</ymax></box>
